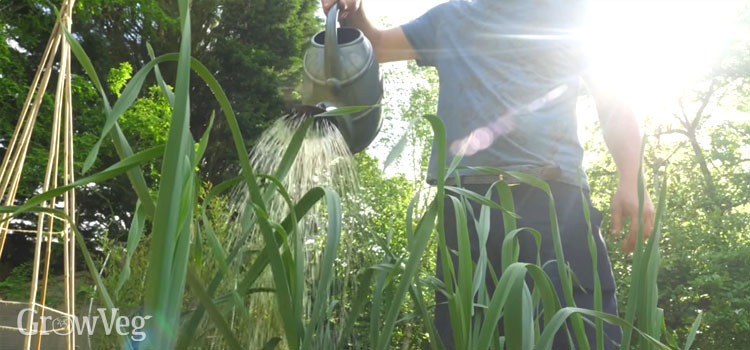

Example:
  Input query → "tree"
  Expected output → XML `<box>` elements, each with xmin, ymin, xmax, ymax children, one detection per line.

<box><xmin>0</xmin><ymin>0</ymin><xmax>321</xmax><ymax>266</ymax></box>
<box><xmin>67</xmin><ymin>0</ymin><xmax>321</xmax><ymax>182</ymax></box>
<box><xmin>584</xmin><ymin>22</ymin><xmax>750</xmax><ymax>345</ymax></box>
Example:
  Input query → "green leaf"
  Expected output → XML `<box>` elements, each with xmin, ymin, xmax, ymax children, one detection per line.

<box><xmin>273</xmin><ymin>117</ymin><xmax>314</xmax><ymax>181</ymax></box>
<box><xmin>382</xmin><ymin>117</ymin><xmax>421</xmax><ymax>172</ymax></box>
<box><xmin>683</xmin><ymin>311</ymin><xmax>703</xmax><ymax>350</ymax></box>
<box><xmin>201</xmin><ymin>212</ymin><xmax>229</xmax><ymax>276</ymax></box>
<box><xmin>303</xmin><ymin>189</ymin><xmax>342</xmax><ymax>348</ymax></box>
<box><xmin>577</xmin><ymin>170</ymin><xmax>605</xmax><ymax>350</ymax></box>
<box><xmin>185</xmin><ymin>266</ymin><xmax>243</xmax><ymax>350</ymax></box>
<box><xmin>448</xmin><ymin>195</ymin><xmax>473</xmax><ymax>346</ymax></box>
<box><xmin>470</xmin><ymin>185</ymin><xmax>494</xmax><ymax>301</ymax></box>
<box><xmin>314</xmin><ymin>105</ymin><xmax>378</xmax><ymax>117</ymax></box>
<box><xmin>501</xmin><ymin>227</ymin><xmax>541</xmax><ymax>273</ymax></box>
<box><xmin>115</xmin><ymin>200</ymin><xmax>146</xmax><ymax>297</ymax></box>
<box><xmin>179</xmin><ymin>187</ymin><xmax>328</xmax><ymax>349</ymax></box>
<box><xmin>146</xmin><ymin>42</ymin><xmax>175</xmax><ymax>105</ymax></box>
<box><xmin>465</xmin><ymin>166</ymin><xmax>590</xmax><ymax>348</ymax></box>
<box><xmin>446</xmin><ymin>185</ymin><xmax>519</xmax><ymax>218</ymax></box>
<box><xmin>143</xmin><ymin>1</ymin><xmax>195</xmax><ymax>346</ymax></box>
<box><xmin>337</xmin><ymin>269</ymin><xmax>375</xmax><ymax>349</ymax></box>
<box><xmin>477</xmin><ymin>263</ymin><xmax>528</xmax><ymax>350</ymax></box>
<box><xmin>82</xmin><ymin>53</ymin><xmax>179</xmax><ymax>173</ymax></box>
<box><xmin>1</xmin><ymin>145</ymin><xmax>163</xmax><ymax>222</ymax></box>
<box><xmin>534</xmin><ymin>307</ymin><xmax>671</xmax><ymax>350</ymax></box>
<box><xmin>195</xmin><ymin>111</ymin><xmax>215</xmax><ymax>166</ymax></box>
<box><xmin>60</xmin><ymin>16</ymin><xmax>111</xmax><ymax>111</ymax></box>
<box><xmin>61</xmin><ymin>5</ymin><xmax>156</xmax><ymax>217</ymax></box>
<box><xmin>376</xmin><ymin>201</ymin><xmax>438</xmax><ymax>350</ymax></box>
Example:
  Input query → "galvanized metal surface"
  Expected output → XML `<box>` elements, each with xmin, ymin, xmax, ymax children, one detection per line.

<box><xmin>302</xmin><ymin>3</ymin><xmax>383</xmax><ymax>154</ymax></box>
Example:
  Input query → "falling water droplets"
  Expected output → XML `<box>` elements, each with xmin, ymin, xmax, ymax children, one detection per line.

<box><xmin>224</xmin><ymin>112</ymin><xmax>359</xmax><ymax>348</ymax></box>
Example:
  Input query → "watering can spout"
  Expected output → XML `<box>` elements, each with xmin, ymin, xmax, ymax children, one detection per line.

<box><xmin>301</xmin><ymin>3</ymin><xmax>383</xmax><ymax>154</ymax></box>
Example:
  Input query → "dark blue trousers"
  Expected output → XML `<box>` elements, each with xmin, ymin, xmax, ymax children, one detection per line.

<box><xmin>435</xmin><ymin>181</ymin><xmax>621</xmax><ymax>349</ymax></box>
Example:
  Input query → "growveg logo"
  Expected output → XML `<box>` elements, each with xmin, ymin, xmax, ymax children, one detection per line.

<box><xmin>17</xmin><ymin>308</ymin><xmax>152</xmax><ymax>341</ymax></box>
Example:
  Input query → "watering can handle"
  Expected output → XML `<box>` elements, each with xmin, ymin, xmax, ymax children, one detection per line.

<box><xmin>325</xmin><ymin>3</ymin><xmax>341</xmax><ymax>88</ymax></box>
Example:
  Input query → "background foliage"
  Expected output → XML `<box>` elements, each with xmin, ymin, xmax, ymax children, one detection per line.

<box><xmin>0</xmin><ymin>0</ymin><xmax>319</xmax><ymax>269</ymax></box>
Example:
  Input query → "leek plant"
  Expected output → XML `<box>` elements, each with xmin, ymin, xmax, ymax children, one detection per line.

<box><xmin>0</xmin><ymin>1</ymin><xmax>703</xmax><ymax>349</ymax></box>
<box><xmin>360</xmin><ymin>114</ymin><xmax>700</xmax><ymax>350</ymax></box>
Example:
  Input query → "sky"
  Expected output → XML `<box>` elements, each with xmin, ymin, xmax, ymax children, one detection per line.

<box><xmin>583</xmin><ymin>1</ymin><xmax>746</xmax><ymax>116</ymax></box>
<box><xmin>364</xmin><ymin>0</ymin><xmax>446</xmax><ymax>24</ymax></box>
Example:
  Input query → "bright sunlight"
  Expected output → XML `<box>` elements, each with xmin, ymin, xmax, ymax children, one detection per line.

<box><xmin>370</xmin><ymin>0</ymin><xmax>745</xmax><ymax>116</ymax></box>
<box><xmin>584</xmin><ymin>1</ymin><xmax>746</xmax><ymax>116</ymax></box>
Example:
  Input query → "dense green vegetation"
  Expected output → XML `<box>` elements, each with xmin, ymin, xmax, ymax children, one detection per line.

<box><xmin>0</xmin><ymin>0</ymin><xmax>319</xmax><ymax>249</ymax></box>
<box><xmin>0</xmin><ymin>1</ymin><xmax>748</xmax><ymax>349</ymax></box>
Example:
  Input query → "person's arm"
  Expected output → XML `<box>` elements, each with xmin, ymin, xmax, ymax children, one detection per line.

<box><xmin>322</xmin><ymin>0</ymin><xmax>418</xmax><ymax>63</ymax></box>
<box><xmin>584</xmin><ymin>74</ymin><xmax>655</xmax><ymax>254</ymax></box>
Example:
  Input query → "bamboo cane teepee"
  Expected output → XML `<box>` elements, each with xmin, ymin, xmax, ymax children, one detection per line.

<box><xmin>0</xmin><ymin>0</ymin><xmax>78</xmax><ymax>349</ymax></box>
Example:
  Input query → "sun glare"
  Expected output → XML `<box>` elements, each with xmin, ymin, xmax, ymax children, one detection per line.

<box><xmin>369</xmin><ymin>0</ymin><xmax>745</xmax><ymax>119</ymax></box>
<box><xmin>584</xmin><ymin>1</ymin><xmax>745</xmax><ymax>117</ymax></box>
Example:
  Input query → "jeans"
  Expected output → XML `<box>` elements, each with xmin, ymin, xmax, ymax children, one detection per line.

<box><xmin>435</xmin><ymin>181</ymin><xmax>622</xmax><ymax>349</ymax></box>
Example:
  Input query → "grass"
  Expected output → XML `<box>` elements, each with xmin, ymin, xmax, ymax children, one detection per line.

<box><xmin>0</xmin><ymin>2</ymin><xmax>704</xmax><ymax>349</ymax></box>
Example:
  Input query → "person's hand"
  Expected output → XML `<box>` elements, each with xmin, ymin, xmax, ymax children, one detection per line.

<box><xmin>610</xmin><ymin>178</ymin><xmax>655</xmax><ymax>254</ymax></box>
<box><xmin>322</xmin><ymin>0</ymin><xmax>362</xmax><ymax>19</ymax></box>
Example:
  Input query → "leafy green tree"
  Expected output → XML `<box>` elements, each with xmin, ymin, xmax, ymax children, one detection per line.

<box><xmin>585</xmin><ymin>53</ymin><xmax>750</xmax><ymax>349</ymax></box>
<box><xmin>2</xmin><ymin>0</ymin><xmax>320</xmax><ymax>183</ymax></box>
<box><xmin>70</xmin><ymin>0</ymin><xmax>320</xmax><ymax>182</ymax></box>
<box><xmin>0</xmin><ymin>0</ymin><xmax>320</xmax><ymax>270</ymax></box>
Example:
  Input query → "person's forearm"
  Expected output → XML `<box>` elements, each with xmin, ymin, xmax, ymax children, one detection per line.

<box><xmin>328</xmin><ymin>0</ymin><xmax>415</xmax><ymax>62</ymax></box>
<box><xmin>599</xmin><ymin>102</ymin><xmax>643</xmax><ymax>186</ymax></box>
<box><xmin>341</xmin><ymin>5</ymin><xmax>379</xmax><ymax>45</ymax></box>
<box><xmin>341</xmin><ymin>4</ymin><xmax>399</xmax><ymax>62</ymax></box>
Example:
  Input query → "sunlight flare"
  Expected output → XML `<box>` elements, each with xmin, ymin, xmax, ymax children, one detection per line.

<box><xmin>584</xmin><ymin>1</ymin><xmax>745</xmax><ymax>115</ymax></box>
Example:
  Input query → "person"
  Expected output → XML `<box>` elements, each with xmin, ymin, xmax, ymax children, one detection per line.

<box><xmin>321</xmin><ymin>0</ymin><xmax>656</xmax><ymax>348</ymax></box>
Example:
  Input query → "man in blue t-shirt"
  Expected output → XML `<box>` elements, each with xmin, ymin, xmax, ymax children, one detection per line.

<box><xmin>322</xmin><ymin>0</ymin><xmax>655</xmax><ymax>348</ymax></box>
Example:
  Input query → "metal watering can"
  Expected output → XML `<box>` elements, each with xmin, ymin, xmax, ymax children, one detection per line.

<box><xmin>301</xmin><ymin>3</ymin><xmax>383</xmax><ymax>154</ymax></box>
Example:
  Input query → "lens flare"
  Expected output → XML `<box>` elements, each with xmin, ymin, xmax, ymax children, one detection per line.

<box><xmin>584</xmin><ymin>1</ymin><xmax>744</xmax><ymax>116</ymax></box>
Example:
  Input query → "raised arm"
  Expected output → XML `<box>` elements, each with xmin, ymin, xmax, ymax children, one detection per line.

<box><xmin>322</xmin><ymin>0</ymin><xmax>418</xmax><ymax>63</ymax></box>
<box><xmin>584</xmin><ymin>74</ymin><xmax>655</xmax><ymax>254</ymax></box>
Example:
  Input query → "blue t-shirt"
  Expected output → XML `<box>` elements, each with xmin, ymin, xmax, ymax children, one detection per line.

<box><xmin>401</xmin><ymin>0</ymin><xmax>589</xmax><ymax>187</ymax></box>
